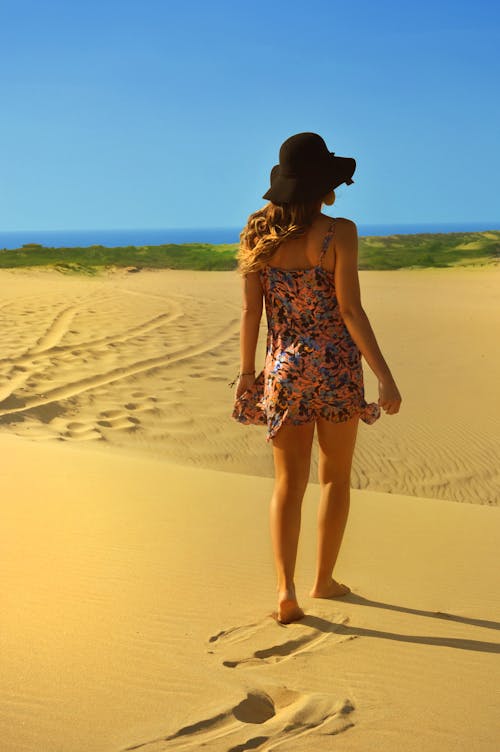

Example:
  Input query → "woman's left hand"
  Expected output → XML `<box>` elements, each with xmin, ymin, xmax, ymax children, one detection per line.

<box><xmin>235</xmin><ymin>373</ymin><xmax>256</xmax><ymax>398</ymax></box>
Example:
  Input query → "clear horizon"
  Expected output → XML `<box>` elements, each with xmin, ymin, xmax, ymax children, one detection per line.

<box><xmin>1</xmin><ymin>0</ymin><xmax>499</xmax><ymax>231</ymax></box>
<box><xmin>2</xmin><ymin>218</ymin><xmax>500</xmax><ymax>233</ymax></box>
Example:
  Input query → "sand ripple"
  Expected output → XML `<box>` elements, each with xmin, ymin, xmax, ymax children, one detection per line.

<box><xmin>0</xmin><ymin>267</ymin><xmax>498</xmax><ymax>505</ymax></box>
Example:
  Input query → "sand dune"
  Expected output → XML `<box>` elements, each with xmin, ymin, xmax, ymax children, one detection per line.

<box><xmin>0</xmin><ymin>266</ymin><xmax>499</xmax><ymax>503</ymax></box>
<box><xmin>1</xmin><ymin>266</ymin><xmax>499</xmax><ymax>751</ymax></box>
<box><xmin>1</xmin><ymin>433</ymin><xmax>498</xmax><ymax>752</ymax></box>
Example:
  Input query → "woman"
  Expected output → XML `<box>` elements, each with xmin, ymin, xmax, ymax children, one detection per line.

<box><xmin>231</xmin><ymin>132</ymin><xmax>402</xmax><ymax>625</ymax></box>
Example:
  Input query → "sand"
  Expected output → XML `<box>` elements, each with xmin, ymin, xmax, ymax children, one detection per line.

<box><xmin>1</xmin><ymin>265</ymin><xmax>498</xmax><ymax>503</ymax></box>
<box><xmin>1</xmin><ymin>265</ymin><xmax>499</xmax><ymax>751</ymax></box>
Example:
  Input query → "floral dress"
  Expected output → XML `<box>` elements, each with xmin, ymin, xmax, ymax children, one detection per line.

<box><xmin>232</xmin><ymin>219</ymin><xmax>381</xmax><ymax>442</ymax></box>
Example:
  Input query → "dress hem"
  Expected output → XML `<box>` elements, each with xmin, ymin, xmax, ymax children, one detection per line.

<box><xmin>232</xmin><ymin>372</ymin><xmax>381</xmax><ymax>442</ymax></box>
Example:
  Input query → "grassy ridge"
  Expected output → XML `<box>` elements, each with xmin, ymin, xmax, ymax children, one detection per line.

<box><xmin>0</xmin><ymin>231</ymin><xmax>498</xmax><ymax>274</ymax></box>
<box><xmin>357</xmin><ymin>230</ymin><xmax>500</xmax><ymax>270</ymax></box>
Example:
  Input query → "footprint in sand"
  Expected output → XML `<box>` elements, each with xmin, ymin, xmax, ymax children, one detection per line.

<box><xmin>207</xmin><ymin>610</ymin><xmax>353</xmax><ymax>668</ymax></box>
<box><xmin>122</xmin><ymin>685</ymin><xmax>355</xmax><ymax>751</ymax></box>
<box><xmin>63</xmin><ymin>421</ymin><xmax>102</xmax><ymax>441</ymax></box>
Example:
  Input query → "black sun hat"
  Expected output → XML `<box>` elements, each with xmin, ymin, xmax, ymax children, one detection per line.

<box><xmin>262</xmin><ymin>132</ymin><xmax>356</xmax><ymax>204</ymax></box>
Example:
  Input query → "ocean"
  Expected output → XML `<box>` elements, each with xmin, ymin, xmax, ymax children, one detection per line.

<box><xmin>0</xmin><ymin>221</ymin><xmax>498</xmax><ymax>251</ymax></box>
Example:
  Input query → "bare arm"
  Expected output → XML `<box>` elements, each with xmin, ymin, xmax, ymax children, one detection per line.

<box><xmin>334</xmin><ymin>219</ymin><xmax>401</xmax><ymax>413</ymax></box>
<box><xmin>239</xmin><ymin>271</ymin><xmax>263</xmax><ymax>374</ymax></box>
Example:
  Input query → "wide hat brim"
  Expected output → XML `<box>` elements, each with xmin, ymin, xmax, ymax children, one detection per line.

<box><xmin>262</xmin><ymin>154</ymin><xmax>356</xmax><ymax>204</ymax></box>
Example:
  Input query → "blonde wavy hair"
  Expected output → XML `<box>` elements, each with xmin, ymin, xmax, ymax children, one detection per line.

<box><xmin>237</xmin><ymin>199</ymin><xmax>324</xmax><ymax>275</ymax></box>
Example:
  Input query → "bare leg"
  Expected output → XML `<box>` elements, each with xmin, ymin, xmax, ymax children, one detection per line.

<box><xmin>310</xmin><ymin>414</ymin><xmax>359</xmax><ymax>598</ymax></box>
<box><xmin>270</xmin><ymin>421</ymin><xmax>315</xmax><ymax>623</ymax></box>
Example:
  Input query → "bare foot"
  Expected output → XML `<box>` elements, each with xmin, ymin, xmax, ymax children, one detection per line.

<box><xmin>271</xmin><ymin>599</ymin><xmax>305</xmax><ymax>624</ymax></box>
<box><xmin>309</xmin><ymin>579</ymin><xmax>351</xmax><ymax>599</ymax></box>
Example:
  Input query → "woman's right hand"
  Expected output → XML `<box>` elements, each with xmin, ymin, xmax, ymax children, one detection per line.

<box><xmin>378</xmin><ymin>376</ymin><xmax>402</xmax><ymax>415</ymax></box>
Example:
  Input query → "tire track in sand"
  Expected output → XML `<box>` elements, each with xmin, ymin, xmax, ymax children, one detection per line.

<box><xmin>0</xmin><ymin>307</ymin><xmax>183</xmax><ymax>367</ymax></box>
<box><xmin>0</xmin><ymin>318</ymin><xmax>239</xmax><ymax>418</ymax></box>
<box><xmin>28</xmin><ymin>305</ymin><xmax>80</xmax><ymax>354</ymax></box>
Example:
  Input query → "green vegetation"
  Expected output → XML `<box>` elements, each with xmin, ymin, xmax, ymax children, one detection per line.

<box><xmin>0</xmin><ymin>242</ymin><xmax>238</xmax><ymax>274</ymax></box>
<box><xmin>357</xmin><ymin>230</ymin><xmax>500</xmax><ymax>270</ymax></box>
<box><xmin>0</xmin><ymin>230</ymin><xmax>499</xmax><ymax>274</ymax></box>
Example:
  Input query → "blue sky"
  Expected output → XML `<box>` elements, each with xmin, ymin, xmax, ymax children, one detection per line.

<box><xmin>1</xmin><ymin>0</ymin><xmax>499</xmax><ymax>230</ymax></box>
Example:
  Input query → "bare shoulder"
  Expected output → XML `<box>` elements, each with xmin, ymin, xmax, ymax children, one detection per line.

<box><xmin>334</xmin><ymin>217</ymin><xmax>358</xmax><ymax>252</ymax></box>
<box><xmin>334</xmin><ymin>216</ymin><xmax>357</xmax><ymax>231</ymax></box>
<box><xmin>318</xmin><ymin>214</ymin><xmax>357</xmax><ymax>233</ymax></box>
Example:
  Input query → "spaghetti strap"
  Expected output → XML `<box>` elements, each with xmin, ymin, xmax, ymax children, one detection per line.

<box><xmin>318</xmin><ymin>219</ymin><xmax>336</xmax><ymax>268</ymax></box>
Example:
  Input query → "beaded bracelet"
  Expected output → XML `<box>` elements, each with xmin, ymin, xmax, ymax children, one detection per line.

<box><xmin>228</xmin><ymin>370</ymin><xmax>255</xmax><ymax>388</ymax></box>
